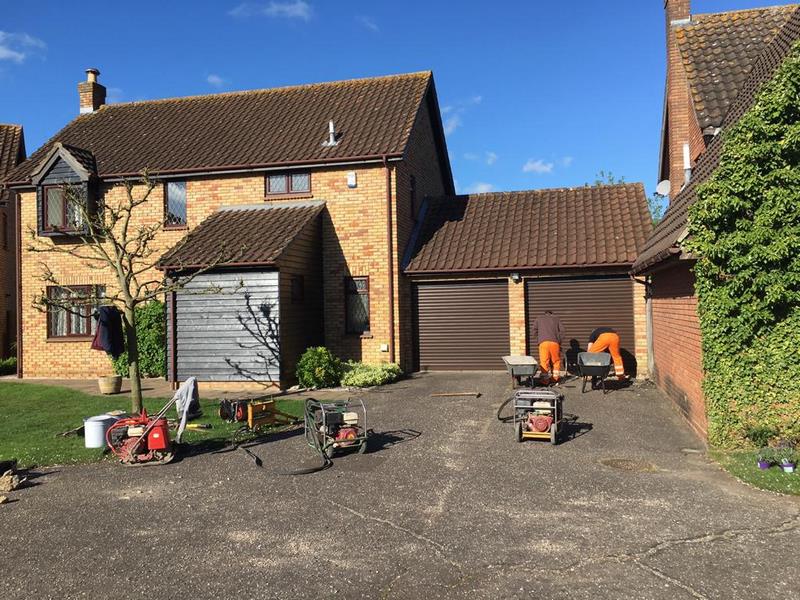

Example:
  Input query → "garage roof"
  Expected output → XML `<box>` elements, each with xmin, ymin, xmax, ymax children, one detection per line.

<box><xmin>404</xmin><ymin>183</ymin><xmax>652</xmax><ymax>274</ymax></box>
<box><xmin>158</xmin><ymin>202</ymin><xmax>323</xmax><ymax>270</ymax></box>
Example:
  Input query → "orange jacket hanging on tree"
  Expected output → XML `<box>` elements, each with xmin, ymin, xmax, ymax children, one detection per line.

<box><xmin>587</xmin><ymin>327</ymin><xmax>625</xmax><ymax>378</ymax></box>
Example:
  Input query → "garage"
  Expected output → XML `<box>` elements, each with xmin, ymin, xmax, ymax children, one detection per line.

<box><xmin>414</xmin><ymin>280</ymin><xmax>510</xmax><ymax>370</ymax></box>
<box><xmin>526</xmin><ymin>275</ymin><xmax>635</xmax><ymax>371</ymax></box>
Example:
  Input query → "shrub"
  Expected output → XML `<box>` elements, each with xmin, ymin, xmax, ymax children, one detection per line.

<box><xmin>0</xmin><ymin>357</ymin><xmax>16</xmax><ymax>376</ymax></box>
<box><xmin>687</xmin><ymin>41</ymin><xmax>800</xmax><ymax>448</ymax></box>
<box><xmin>341</xmin><ymin>361</ymin><xmax>402</xmax><ymax>388</ymax></box>
<box><xmin>112</xmin><ymin>301</ymin><xmax>166</xmax><ymax>378</ymax></box>
<box><xmin>296</xmin><ymin>347</ymin><xmax>342</xmax><ymax>389</ymax></box>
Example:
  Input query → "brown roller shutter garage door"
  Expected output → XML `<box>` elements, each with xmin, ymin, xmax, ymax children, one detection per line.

<box><xmin>526</xmin><ymin>276</ymin><xmax>636</xmax><ymax>372</ymax></box>
<box><xmin>414</xmin><ymin>280</ymin><xmax>510</xmax><ymax>370</ymax></box>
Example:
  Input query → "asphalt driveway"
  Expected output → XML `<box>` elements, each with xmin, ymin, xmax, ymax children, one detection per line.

<box><xmin>1</xmin><ymin>373</ymin><xmax>798</xmax><ymax>599</ymax></box>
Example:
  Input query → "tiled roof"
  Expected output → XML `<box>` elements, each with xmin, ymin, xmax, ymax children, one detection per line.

<box><xmin>676</xmin><ymin>4</ymin><xmax>798</xmax><ymax>131</ymax></box>
<box><xmin>0</xmin><ymin>124</ymin><xmax>25</xmax><ymax>204</ymax></box>
<box><xmin>404</xmin><ymin>184</ymin><xmax>652</xmax><ymax>274</ymax></box>
<box><xmin>7</xmin><ymin>72</ymin><xmax>435</xmax><ymax>184</ymax></box>
<box><xmin>158</xmin><ymin>202</ymin><xmax>324</xmax><ymax>270</ymax></box>
<box><xmin>634</xmin><ymin>9</ymin><xmax>800</xmax><ymax>273</ymax></box>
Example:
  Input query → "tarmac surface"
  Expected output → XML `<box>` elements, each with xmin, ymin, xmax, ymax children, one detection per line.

<box><xmin>1</xmin><ymin>372</ymin><xmax>798</xmax><ymax>599</ymax></box>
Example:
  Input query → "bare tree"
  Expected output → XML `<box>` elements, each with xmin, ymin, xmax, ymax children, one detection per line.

<box><xmin>27</xmin><ymin>172</ymin><xmax>237</xmax><ymax>413</ymax></box>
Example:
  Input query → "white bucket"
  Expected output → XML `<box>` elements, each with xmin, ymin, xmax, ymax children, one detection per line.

<box><xmin>84</xmin><ymin>415</ymin><xmax>119</xmax><ymax>448</ymax></box>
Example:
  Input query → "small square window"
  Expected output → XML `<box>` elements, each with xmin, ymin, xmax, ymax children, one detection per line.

<box><xmin>267</xmin><ymin>174</ymin><xmax>288</xmax><ymax>194</ymax></box>
<box><xmin>290</xmin><ymin>173</ymin><xmax>310</xmax><ymax>193</ymax></box>
<box><xmin>164</xmin><ymin>181</ymin><xmax>187</xmax><ymax>227</ymax></box>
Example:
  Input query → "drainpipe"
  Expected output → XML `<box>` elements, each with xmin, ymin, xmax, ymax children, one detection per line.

<box><xmin>15</xmin><ymin>192</ymin><xmax>22</xmax><ymax>378</ymax></box>
<box><xmin>383</xmin><ymin>155</ymin><xmax>396</xmax><ymax>364</ymax></box>
<box><xmin>170</xmin><ymin>287</ymin><xmax>178</xmax><ymax>390</ymax></box>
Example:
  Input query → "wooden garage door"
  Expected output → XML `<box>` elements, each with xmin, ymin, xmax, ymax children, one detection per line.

<box><xmin>526</xmin><ymin>276</ymin><xmax>634</xmax><ymax>356</ymax></box>
<box><xmin>414</xmin><ymin>280</ymin><xmax>510</xmax><ymax>370</ymax></box>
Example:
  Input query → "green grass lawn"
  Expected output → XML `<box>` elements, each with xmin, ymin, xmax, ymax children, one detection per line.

<box><xmin>0</xmin><ymin>381</ymin><xmax>304</xmax><ymax>468</ymax></box>
<box><xmin>711</xmin><ymin>450</ymin><xmax>800</xmax><ymax>496</ymax></box>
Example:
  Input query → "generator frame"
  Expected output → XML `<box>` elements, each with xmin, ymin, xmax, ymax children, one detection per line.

<box><xmin>512</xmin><ymin>387</ymin><xmax>564</xmax><ymax>445</ymax></box>
<box><xmin>304</xmin><ymin>398</ymin><xmax>368</xmax><ymax>458</ymax></box>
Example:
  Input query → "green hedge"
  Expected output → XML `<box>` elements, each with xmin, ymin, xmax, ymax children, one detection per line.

<box><xmin>296</xmin><ymin>347</ymin><xmax>343</xmax><ymax>389</ymax></box>
<box><xmin>341</xmin><ymin>361</ymin><xmax>402</xmax><ymax>388</ymax></box>
<box><xmin>112</xmin><ymin>301</ymin><xmax>167</xmax><ymax>378</ymax></box>
<box><xmin>687</xmin><ymin>41</ymin><xmax>800</xmax><ymax>448</ymax></box>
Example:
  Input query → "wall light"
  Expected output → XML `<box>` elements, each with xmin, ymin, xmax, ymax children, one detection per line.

<box><xmin>510</xmin><ymin>272</ymin><xmax>521</xmax><ymax>283</ymax></box>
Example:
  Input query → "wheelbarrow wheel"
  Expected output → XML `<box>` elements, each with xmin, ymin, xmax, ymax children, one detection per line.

<box><xmin>550</xmin><ymin>424</ymin><xmax>558</xmax><ymax>445</ymax></box>
<box><xmin>516</xmin><ymin>421</ymin><xmax>524</xmax><ymax>443</ymax></box>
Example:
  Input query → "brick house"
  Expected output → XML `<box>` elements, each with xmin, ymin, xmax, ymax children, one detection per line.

<box><xmin>5</xmin><ymin>68</ymin><xmax>653</xmax><ymax>388</ymax></box>
<box><xmin>0</xmin><ymin>124</ymin><xmax>26</xmax><ymax>359</ymax></box>
<box><xmin>633</xmin><ymin>2</ymin><xmax>800</xmax><ymax>438</ymax></box>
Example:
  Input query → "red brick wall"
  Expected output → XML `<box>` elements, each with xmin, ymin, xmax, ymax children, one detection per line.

<box><xmin>650</xmin><ymin>261</ymin><xmax>707</xmax><ymax>439</ymax></box>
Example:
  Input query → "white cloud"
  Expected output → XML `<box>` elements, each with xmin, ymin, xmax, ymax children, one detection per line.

<box><xmin>106</xmin><ymin>87</ymin><xmax>124</xmax><ymax>103</ymax></box>
<box><xmin>522</xmin><ymin>159</ymin><xmax>554</xmax><ymax>174</ymax></box>
<box><xmin>444</xmin><ymin>114</ymin><xmax>462</xmax><ymax>136</ymax></box>
<box><xmin>356</xmin><ymin>15</ymin><xmax>379</xmax><ymax>32</ymax></box>
<box><xmin>469</xmin><ymin>95</ymin><xmax>482</xmax><ymax>105</ymax></box>
<box><xmin>0</xmin><ymin>31</ymin><xmax>46</xmax><ymax>63</ymax></box>
<box><xmin>229</xmin><ymin>1</ymin><xmax>312</xmax><ymax>20</ymax></box>
<box><xmin>207</xmin><ymin>74</ymin><xmax>226</xmax><ymax>88</ymax></box>
<box><xmin>463</xmin><ymin>152</ymin><xmax>479</xmax><ymax>161</ymax></box>
<box><xmin>561</xmin><ymin>156</ymin><xmax>574</xmax><ymax>167</ymax></box>
<box><xmin>486</xmin><ymin>151</ymin><xmax>498</xmax><ymax>166</ymax></box>
<box><xmin>441</xmin><ymin>105</ymin><xmax>453</xmax><ymax>114</ymax></box>
<box><xmin>464</xmin><ymin>182</ymin><xmax>495</xmax><ymax>194</ymax></box>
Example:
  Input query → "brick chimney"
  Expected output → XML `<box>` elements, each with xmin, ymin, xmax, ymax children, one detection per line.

<box><xmin>78</xmin><ymin>68</ymin><xmax>106</xmax><ymax>114</ymax></box>
<box><xmin>664</xmin><ymin>0</ymin><xmax>693</xmax><ymax>200</ymax></box>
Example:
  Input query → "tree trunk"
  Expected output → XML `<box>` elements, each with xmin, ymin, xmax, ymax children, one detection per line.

<box><xmin>123</xmin><ymin>305</ymin><xmax>143</xmax><ymax>414</ymax></box>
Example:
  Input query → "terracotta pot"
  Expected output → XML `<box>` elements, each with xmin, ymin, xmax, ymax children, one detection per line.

<box><xmin>98</xmin><ymin>375</ymin><xmax>122</xmax><ymax>395</ymax></box>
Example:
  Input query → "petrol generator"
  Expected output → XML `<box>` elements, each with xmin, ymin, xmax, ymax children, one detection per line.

<box><xmin>304</xmin><ymin>398</ymin><xmax>368</xmax><ymax>458</ymax></box>
<box><xmin>512</xmin><ymin>387</ymin><xmax>564</xmax><ymax>445</ymax></box>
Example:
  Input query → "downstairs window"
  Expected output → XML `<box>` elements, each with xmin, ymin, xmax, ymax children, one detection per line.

<box><xmin>47</xmin><ymin>285</ymin><xmax>104</xmax><ymax>338</ymax></box>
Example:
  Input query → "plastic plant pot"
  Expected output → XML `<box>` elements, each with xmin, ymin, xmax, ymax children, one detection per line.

<box><xmin>757</xmin><ymin>459</ymin><xmax>771</xmax><ymax>470</ymax></box>
<box><xmin>780</xmin><ymin>462</ymin><xmax>796</xmax><ymax>474</ymax></box>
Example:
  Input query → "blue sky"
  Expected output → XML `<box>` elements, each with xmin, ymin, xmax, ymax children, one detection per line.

<box><xmin>0</xmin><ymin>0</ymin><xmax>785</xmax><ymax>196</ymax></box>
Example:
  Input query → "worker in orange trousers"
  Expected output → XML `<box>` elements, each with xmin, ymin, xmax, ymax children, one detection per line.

<box><xmin>587</xmin><ymin>327</ymin><xmax>627</xmax><ymax>379</ymax></box>
<box><xmin>531</xmin><ymin>310</ymin><xmax>564</xmax><ymax>385</ymax></box>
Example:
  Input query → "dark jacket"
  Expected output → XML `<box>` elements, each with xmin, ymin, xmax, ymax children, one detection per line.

<box><xmin>91</xmin><ymin>306</ymin><xmax>125</xmax><ymax>358</ymax></box>
<box><xmin>588</xmin><ymin>327</ymin><xmax>617</xmax><ymax>344</ymax></box>
<box><xmin>531</xmin><ymin>313</ymin><xmax>564</xmax><ymax>345</ymax></box>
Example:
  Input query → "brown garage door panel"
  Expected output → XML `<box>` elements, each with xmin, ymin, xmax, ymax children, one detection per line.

<box><xmin>526</xmin><ymin>277</ymin><xmax>635</xmax><ymax>355</ymax></box>
<box><xmin>415</xmin><ymin>281</ymin><xmax>510</xmax><ymax>370</ymax></box>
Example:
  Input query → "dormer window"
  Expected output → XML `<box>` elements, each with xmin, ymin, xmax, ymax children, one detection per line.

<box><xmin>164</xmin><ymin>181</ymin><xmax>187</xmax><ymax>228</ymax></box>
<box><xmin>43</xmin><ymin>185</ymin><xmax>84</xmax><ymax>232</ymax></box>
<box><xmin>266</xmin><ymin>172</ymin><xmax>311</xmax><ymax>197</ymax></box>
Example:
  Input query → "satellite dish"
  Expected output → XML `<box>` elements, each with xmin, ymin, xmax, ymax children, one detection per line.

<box><xmin>656</xmin><ymin>180</ymin><xmax>671</xmax><ymax>196</ymax></box>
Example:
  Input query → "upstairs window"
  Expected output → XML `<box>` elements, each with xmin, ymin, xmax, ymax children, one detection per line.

<box><xmin>266</xmin><ymin>172</ymin><xmax>311</xmax><ymax>196</ymax></box>
<box><xmin>345</xmin><ymin>276</ymin><xmax>370</xmax><ymax>335</ymax></box>
<box><xmin>43</xmin><ymin>185</ymin><xmax>84</xmax><ymax>232</ymax></box>
<box><xmin>164</xmin><ymin>181</ymin><xmax>187</xmax><ymax>227</ymax></box>
<box><xmin>47</xmin><ymin>285</ymin><xmax>104</xmax><ymax>338</ymax></box>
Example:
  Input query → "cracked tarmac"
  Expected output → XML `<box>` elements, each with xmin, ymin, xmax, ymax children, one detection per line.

<box><xmin>1</xmin><ymin>372</ymin><xmax>798</xmax><ymax>599</ymax></box>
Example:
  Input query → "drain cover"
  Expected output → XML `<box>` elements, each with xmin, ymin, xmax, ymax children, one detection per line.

<box><xmin>599</xmin><ymin>458</ymin><xmax>658</xmax><ymax>473</ymax></box>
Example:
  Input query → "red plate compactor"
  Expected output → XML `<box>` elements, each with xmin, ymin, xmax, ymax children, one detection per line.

<box><xmin>106</xmin><ymin>409</ymin><xmax>175</xmax><ymax>466</ymax></box>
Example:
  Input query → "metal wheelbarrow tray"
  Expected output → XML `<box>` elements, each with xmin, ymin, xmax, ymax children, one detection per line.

<box><xmin>577</xmin><ymin>352</ymin><xmax>613</xmax><ymax>394</ymax></box>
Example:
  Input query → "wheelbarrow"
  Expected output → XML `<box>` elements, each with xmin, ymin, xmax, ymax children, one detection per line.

<box><xmin>577</xmin><ymin>352</ymin><xmax>612</xmax><ymax>394</ymax></box>
<box><xmin>502</xmin><ymin>355</ymin><xmax>537</xmax><ymax>388</ymax></box>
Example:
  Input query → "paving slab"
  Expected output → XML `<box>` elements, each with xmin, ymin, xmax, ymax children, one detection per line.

<box><xmin>1</xmin><ymin>373</ymin><xmax>798</xmax><ymax>599</ymax></box>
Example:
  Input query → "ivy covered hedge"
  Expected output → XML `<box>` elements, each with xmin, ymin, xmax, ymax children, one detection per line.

<box><xmin>688</xmin><ymin>42</ymin><xmax>800</xmax><ymax>448</ymax></box>
<box><xmin>112</xmin><ymin>301</ymin><xmax>167</xmax><ymax>378</ymax></box>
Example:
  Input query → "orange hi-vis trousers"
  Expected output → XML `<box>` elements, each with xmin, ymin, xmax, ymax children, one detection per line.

<box><xmin>588</xmin><ymin>332</ymin><xmax>624</xmax><ymax>376</ymax></box>
<box><xmin>538</xmin><ymin>341</ymin><xmax>562</xmax><ymax>383</ymax></box>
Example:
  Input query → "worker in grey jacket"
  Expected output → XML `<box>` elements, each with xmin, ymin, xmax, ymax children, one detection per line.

<box><xmin>530</xmin><ymin>310</ymin><xmax>564</xmax><ymax>384</ymax></box>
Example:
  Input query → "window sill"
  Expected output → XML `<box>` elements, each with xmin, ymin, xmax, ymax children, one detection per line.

<box><xmin>264</xmin><ymin>193</ymin><xmax>313</xmax><ymax>201</ymax></box>
<box><xmin>164</xmin><ymin>225</ymin><xmax>189</xmax><ymax>231</ymax></box>
<box><xmin>346</xmin><ymin>332</ymin><xmax>373</xmax><ymax>339</ymax></box>
<box><xmin>38</xmin><ymin>230</ymin><xmax>88</xmax><ymax>238</ymax></box>
<box><xmin>47</xmin><ymin>336</ymin><xmax>94</xmax><ymax>343</ymax></box>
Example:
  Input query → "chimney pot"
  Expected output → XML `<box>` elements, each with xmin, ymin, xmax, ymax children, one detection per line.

<box><xmin>78</xmin><ymin>68</ymin><xmax>106</xmax><ymax>114</ymax></box>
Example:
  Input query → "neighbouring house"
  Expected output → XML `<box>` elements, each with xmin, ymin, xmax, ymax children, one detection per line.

<box><xmin>0</xmin><ymin>124</ymin><xmax>26</xmax><ymax>360</ymax></box>
<box><xmin>403</xmin><ymin>185</ymin><xmax>652</xmax><ymax>374</ymax></box>
<box><xmin>4</xmin><ymin>66</ymin><xmax>654</xmax><ymax>388</ymax></box>
<box><xmin>634</xmin><ymin>1</ymin><xmax>800</xmax><ymax>438</ymax></box>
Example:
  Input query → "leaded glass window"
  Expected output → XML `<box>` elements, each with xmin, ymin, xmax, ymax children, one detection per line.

<box><xmin>345</xmin><ymin>277</ymin><xmax>370</xmax><ymax>334</ymax></box>
<box><xmin>165</xmin><ymin>181</ymin><xmax>187</xmax><ymax>227</ymax></box>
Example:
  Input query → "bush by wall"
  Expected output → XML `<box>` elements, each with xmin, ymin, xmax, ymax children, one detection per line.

<box><xmin>687</xmin><ymin>42</ymin><xmax>800</xmax><ymax>448</ymax></box>
<box><xmin>112</xmin><ymin>301</ymin><xmax>167</xmax><ymax>378</ymax></box>
<box><xmin>0</xmin><ymin>357</ymin><xmax>16</xmax><ymax>376</ymax></box>
<box><xmin>341</xmin><ymin>361</ymin><xmax>402</xmax><ymax>388</ymax></box>
<box><xmin>296</xmin><ymin>347</ymin><xmax>342</xmax><ymax>389</ymax></box>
